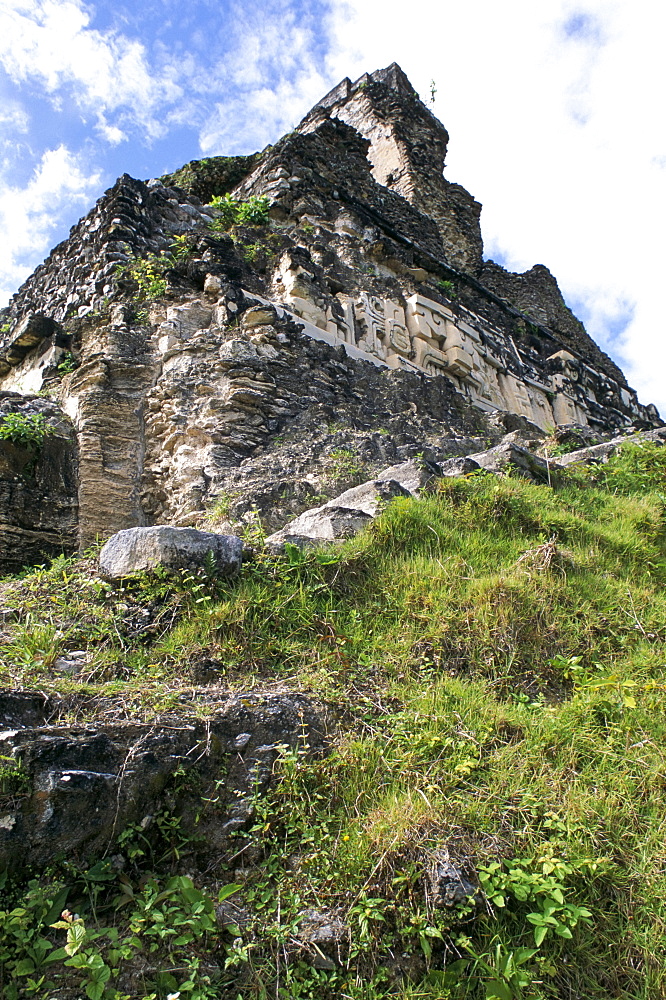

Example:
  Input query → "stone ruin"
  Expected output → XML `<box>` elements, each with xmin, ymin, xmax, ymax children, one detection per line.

<box><xmin>0</xmin><ymin>63</ymin><xmax>661</xmax><ymax>571</ymax></box>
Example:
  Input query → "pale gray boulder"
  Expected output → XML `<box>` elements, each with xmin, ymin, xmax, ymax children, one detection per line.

<box><xmin>99</xmin><ymin>525</ymin><xmax>243</xmax><ymax>579</ymax></box>
<box><xmin>468</xmin><ymin>441</ymin><xmax>553</xmax><ymax>482</ymax></box>
<box><xmin>555</xmin><ymin>427</ymin><xmax>666</xmax><ymax>467</ymax></box>
<box><xmin>265</xmin><ymin>454</ymin><xmax>485</xmax><ymax>553</ymax></box>
<box><xmin>265</xmin><ymin>479</ymin><xmax>411</xmax><ymax>552</ymax></box>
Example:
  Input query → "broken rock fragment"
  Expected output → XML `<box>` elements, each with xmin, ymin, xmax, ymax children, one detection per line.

<box><xmin>99</xmin><ymin>525</ymin><xmax>243</xmax><ymax>579</ymax></box>
<box><xmin>265</xmin><ymin>478</ymin><xmax>412</xmax><ymax>552</ymax></box>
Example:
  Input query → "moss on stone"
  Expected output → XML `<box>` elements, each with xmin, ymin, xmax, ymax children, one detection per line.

<box><xmin>160</xmin><ymin>152</ymin><xmax>264</xmax><ymax>204</ymax></box>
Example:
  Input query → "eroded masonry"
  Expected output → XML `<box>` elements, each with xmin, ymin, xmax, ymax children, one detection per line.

<box><xmin>0</xmin><ymin>63</ymin><xmax>661</xmax><ymax>569</ymax></box>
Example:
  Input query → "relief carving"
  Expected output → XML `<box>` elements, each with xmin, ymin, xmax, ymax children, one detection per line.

<box><xmin>355</xmin><ymin>293</ymin><xmax>389</xmax><ymax>358</ymax></box>
<box><xmin>385</xmin><ymin>300</ymin><xmax>410</xmax><ymax>356</ymax></box>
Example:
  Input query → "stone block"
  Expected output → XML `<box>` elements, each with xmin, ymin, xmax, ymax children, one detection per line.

<box><xmin>99</xmin><ymin>525</ymin><xmax>243</xmax><ymax>579</ymax></box>
<box><xmin>265</xmin><ymin>478</ymin><xmax>411</xmax><ymax>552</ymax></box>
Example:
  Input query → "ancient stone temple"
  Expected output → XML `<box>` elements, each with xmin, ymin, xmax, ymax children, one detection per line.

<box><xmin>0</xmin><ymin>63</ymin><xmax>660</xmax><ymax>570</ymax></box>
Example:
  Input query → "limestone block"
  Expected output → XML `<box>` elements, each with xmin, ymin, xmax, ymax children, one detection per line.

<box><xmin>327</xmin><ymin>297</ymin><xmax>355</xmax><ymax>345</ymax></box>
<box><xmin>444</xmin><ymin>345</ymin><xmax>475</xmax><ymax>376</ymax></box>
<box><xmin>218</xmin><ymin>338</ymin><xmax>263</xmax><ymax>366</ymax></box>
<box><xmin>470</xmin><ymin>364</ymin><xmax>505</xmax><ymax>410</ymax></box>
<box><xmin>527</xmin><ymin>386</ymin><xmax>555</xmax><ymax>429</ymax></box>
<box><xmin>439</xmin><ymin>456</ymin><xmax>482</xmax><ymax>476</ymax></box>
<box><xmin>376</xmin><ymin>459</ymin><xmax>437</xmax><ymax>493</ymax></box>
<box><xmin>265</xmin><ymin>479</ymin><xmax>411</xmax><ymax>552</ymax></box>
<box><xmin>468</xmin><ymin>441</ymin><xmax>552</xmax><ymax>483</ymax></box>
<box><xmin>289</xmin><ymin>296</ymin><xmax>328</xmax><ymax>330</ymax></box>
<box><xmin>99</xmin><ymin>525</ymin><xmax>244</xmax><ymax>579</ymax></box>
<box><xmin>156</xmin><ymin>323</ymin><xmax>180</xmax><ymax>354</ymax></box>
<box><xmin>165</xmin><ymin>300</ymin><xmax>212</xmax><ymax>339</ymax></box>
<box><xmin>204</xmin><ymin>274</ymin><xmax>224</xmax><ymax>297</ymax></box>
<box><xmin>406</xmin><ymin>293</ymin><xmax>449</xmax><ymax>345</ymax></box>
<box><xmin>8</xmin><ymin>313</ymin><xmax>56</xmax><ymax>352</ymax></box>
<box><xmin>457</xmin><ymin>320</ymin><xmax>482</xmax><ymax>345</ymax></box>
<box><xmin>552</xmin><ymin>391</ymin><xmax>587</xmax><ymax>426</ymax></box>
<box><xmin>335</xmin><ymin>215</ymin><xmax>360</xmax><ymax>236</ymax></box>
<box><xmin>243</xmin><ymin>306</ymin><xmax>276</xmax><ymax>328</ymax></box>
<box><xmin>385</xmin><ymin>299</ymin><xmax>410</xmax><ymax>356</ymax></box>
<box><xmin>497</xmin><ymin>374</ymin><xmax>536</xmax><ymax>423</ymax></box>
<box><xmin>413</xmin><ymin>342</ymin><xmax>450</xmax><ymax>377</ymax></box>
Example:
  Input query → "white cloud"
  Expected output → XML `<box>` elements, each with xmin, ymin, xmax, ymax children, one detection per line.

<box><xmin>0</xmin><ymin>100</ymin><xmax>29</xmax><ymax>134</ymax></box>
<box><xmin>198</xmin><ymin>0</ymin><xmax>339</xmax><ymax>154</ymax></box>
<box><xmin>0</xmin><ymin>0</ymin><xmax>182</xmax><ymax>139</ymax></box>
<box><xmin>0</xmin><ymin>145</ymin><xmax>100</xmax><ymax>306</ymax></box>
<box><xmin>95</xmin><ymin>115</ymin><xmax>127</xmax><ymax>146</ymax></box>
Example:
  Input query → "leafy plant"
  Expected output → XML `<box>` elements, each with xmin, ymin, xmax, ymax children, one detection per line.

<box><xmin>478</xmin><ymin>855</ymin><xmax>592</xmax><ymax>947</ymax></box>
<box><xmin>117</xmin><ymin>236</ymin><xmax>194</xmax><ymax>303</ymax></box>
<box><xmin>0</xmin><ymin>412</ymin><xmax>54</xmax><ymax>450</ymax></box>
<box><xmin>57</xmin><ymin>352</ymin><xmax>77</xmax><ymax>374</ymax></box>
<box><xmin>0</xmin><ymin>756</ymin><xmax>29</xmax><ymax>798</ymax></box>
<box><xmin>437</xmin><ymin>279</ymin><xmax>457</xmax><ymax>299</ymax></box>
<box><xmin>325</xmin><ymin>447</ymin><xmax>366</xmax><ymax>484</ymax></box>
<box><xmin>208</xmin><ymin>193</ymin><xmax>270</xmax><ymax>231</ymax></box>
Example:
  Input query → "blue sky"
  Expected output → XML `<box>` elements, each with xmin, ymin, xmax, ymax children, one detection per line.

<box><xmin>1</xmin><ymin>0</ymin><xmax>664</xmax><ymax>414</ymax></box>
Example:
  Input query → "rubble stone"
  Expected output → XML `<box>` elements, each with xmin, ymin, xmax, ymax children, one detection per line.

<box><xmin>99</xmin><ymin>525</ymin><xmax>244</xmax><ymax>579</ymax></box>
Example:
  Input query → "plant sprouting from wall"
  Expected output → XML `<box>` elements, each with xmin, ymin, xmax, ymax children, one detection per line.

<box><xmin>117</xmin><ymin>235</ymin><xmax>195</xmax><ymax>303</ymax></box>
<box><xmin>0</xmin><ymin>412</ymin><xmax>54</xmax><ymax>451</ymax></box>
<box><xmin>207</xmin><ymin>194</ymin><xmax>270</xmax><ymax>232</ymax></box>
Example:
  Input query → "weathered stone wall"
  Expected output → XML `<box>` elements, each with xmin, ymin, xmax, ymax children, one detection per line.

<box><xmin>0</xmin><ymin>174</ymin><xmax>215</xmax><ymax>336</ymax></box>
<box><xmin>0</xmin><ymin>64</ymin><xmax>660</xmax><ymax>562</ymax></box>
<box><xmin>140</xmin><ymin>293</ymin><xmax>490</xmax><ymax>528</ymax></box>
<box><xmin>0</xmin><ymin>691</ymin><xmax>328</xmax><ymax>872</ymax></box>
<box><xmin>0</xmin><ymin>395</ymin><xmax>78</xmax><ymax>571</ymax></box>
<box><xmin>302</xmin><ymin>63</ymin><xmax>484</xmax><ymax>273</ymax></box>
<box><xmin>477</xmin><ymin>261</ymin><xmax>627</xmax><ymax>385</ymax></box>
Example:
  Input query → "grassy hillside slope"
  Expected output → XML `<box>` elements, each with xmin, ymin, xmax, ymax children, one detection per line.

<box><xmin>1</xmin><ymin>441</ymin><xmax>666</xmax><ymax>1000</ymax></box>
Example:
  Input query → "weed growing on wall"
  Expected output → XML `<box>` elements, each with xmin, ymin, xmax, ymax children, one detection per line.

<box><xmin>0</xmin><ymin>412</ymin><xmax>54</xmax><ymax>451</ymax></box>
<box><xmin>207</xmin><ymin>194</ymin><xmax>270</xmax><ymax>232</ymax></box>
<box><xmin>325</xmin><ymin>447</ymin><xmax>367</xmax><ymax>485</ymax></box>
<box><xmin>117</xmin><ymin>235</ymin><xmax>194</xmax><ymax>304</ymax></box>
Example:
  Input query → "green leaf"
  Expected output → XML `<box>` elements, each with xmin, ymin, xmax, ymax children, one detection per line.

<box><xmin>555</xmin><ymin>925</ymin><xmax>573</xmax><ymax>938</ymax></box>
<box><xmin>218</xmin><ymin>883</ymin><xmax>242</xmax><ymax>903</ymax></box>
<box><xmin>44</xmin><ymin>947</ymin><xmax>68</xmax><ymax>963</ymax></box>
<box><xmin>14</xmin><ymin>958</ymin><xmax>36</xmax><ymax>975</ymax></box>
<box><xmin>85</xmin><ymin>860</ymin><xmax>116</xmax><ymax>883</ymax></box>
<box><xmin>65</xmin><ymin>921</ymin><xmax>87</xmax><ymax>956</ymax></box>
<box><xmin>43</xmin><ymin>887</ymin><xmax>70</xmax><ymax>925</ymax></box>
<box><xmin>534</xmin><ymin>924</ymin><xmax>548</xmax><ymax>946</ymax></box>
<box><xmin>514</xmin><ymin>948</ymin><xmax>537</xmax><ymax>965</ymax></box>
<box><xmin>486</xmin><ymin>979</ymin><xmax>513</xmax><ymax>1000</ymax></box>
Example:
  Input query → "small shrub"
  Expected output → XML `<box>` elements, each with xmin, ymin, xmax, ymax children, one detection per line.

<box><xmin>0</xmin><ymin>757</ymin><xmax>29</xmax><ymax>798</ymax></box>
<box><xmin>437</xmin><ymin>279</ymin><xmax>457</xmax><ymax>299</ymax></box>
<box><xmin>117</xmin><ymin>236</ymin><xmax>194</xmax><ymax>303</ymax></box>
<box><xmin>57</xmin><ymin>353</ymin><xmax>77</xmax><ymax>375</ymax></box>
<box><xmin>0</xmin><ymin>412</ymin><xmax>54</xmax><ymax>450</ymax></box>
<box><xmin>208</xmin><ymin>193</ymin><xmax>270</xmax><ymax>232</ymax></box>
<box><xmin>325</xmin><ymin>447</ymin><xmax>366</xmax><ymax>484</ymax></box>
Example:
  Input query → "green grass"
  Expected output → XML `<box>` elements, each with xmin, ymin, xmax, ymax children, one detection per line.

<box><xmin>2</xmin><ymin>443</ymin><xmax>666</xmax><ymax>997</ymax></box>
